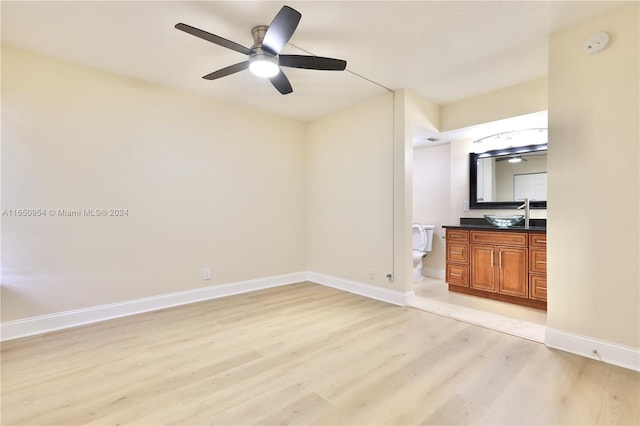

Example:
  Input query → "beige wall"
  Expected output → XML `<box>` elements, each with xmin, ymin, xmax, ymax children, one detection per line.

<box><xmin>1</xmin><ymin>46</ymin><xmax>307</xmax><ymax>321</ymax></box>
<box><xmin>398</xmin><ymin>90</ymin><xmax>441</xmax><ymax>290</ymax></box>
<box><xmin>547</xmin><ymin>5</ymin><xmax>639</xmax><ymax>347</ymax></box>
<box><xmin>441</xmin><ymin>77</ymin><xmax>548</xmax><ymax>132</ymax></box>
<box><xmin>307</xmin><ymin>93</ymin><xmax>395</xmax><ymax>288</ymax></box>
<box><xmin>412</xmin><ymin>143</ymin><xmax>450</xmax><ymax>277</ymax></box>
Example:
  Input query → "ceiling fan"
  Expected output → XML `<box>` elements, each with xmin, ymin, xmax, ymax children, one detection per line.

<box><xmin>175</xmin><ymin>5</ymin><xmax>347</xmax><ymax>95</ymax></box>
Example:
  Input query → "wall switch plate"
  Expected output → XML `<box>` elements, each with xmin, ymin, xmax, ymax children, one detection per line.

<box><xmin>463</xmin><ymin>200</ymin><xmax>470</xmax><ymax>211</ymax></box>
<box><xmin>203</xmin><ymin>267</ymin><xmax>211</xmax><ymax>280</ymax></box>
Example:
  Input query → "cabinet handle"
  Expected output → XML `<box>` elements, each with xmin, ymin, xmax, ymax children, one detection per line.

<box><xmin>451</xmin><ymin>251</ymin><xmax>463</xmax><ymax>255</ymax></box>
<box><xmin>450</xmin><ymin>273</ymin><xmax>462</xmax><ymax>277</ymax></box>
<box><xmin>536</xmin><ymin>260</ymin><xmax>547</xmax><ymax>264</ymax></box>
<box><xmin>499</xmin><ymin>251</ymin><xmax>502</xmax><ymax>268</ymax></box>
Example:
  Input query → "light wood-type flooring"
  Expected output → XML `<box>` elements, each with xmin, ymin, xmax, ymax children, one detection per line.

<box><xmin>2</xmin><ymin>282</ymin><xmax>639</xmax><ymax>425</ymax></box>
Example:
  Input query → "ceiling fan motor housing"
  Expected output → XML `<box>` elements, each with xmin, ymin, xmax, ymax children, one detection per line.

<box><xmin>251</xmin><ymin>25</ymin><xmax>269</xmax><ymax>49</ymax></box>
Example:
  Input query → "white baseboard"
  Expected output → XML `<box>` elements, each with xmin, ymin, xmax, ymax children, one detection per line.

<box><xmin>0</xmin><ymin>272</ymin><xmax>307</xmax><ymax>342</ymax></box>
<box><xmin>422</xmin><ymin>268</ymin><xmax>445</xmax><ymax>280</ymax></box>
<box><xmin>545</xmin><ymin>328</ymin><xmax>640</xmax><ymax>372</ymax></box>
<box><xmin>308</xmin><ymin>271</ymin><xmax>408</xmax><ymax>306</ymax></box>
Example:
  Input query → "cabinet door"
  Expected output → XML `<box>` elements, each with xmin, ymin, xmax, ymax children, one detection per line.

<box><xmin>497</xmin><ymin>246</ymin><xmax>528</xmax><ymax>298</ymax></box>
<box><xmin>470</xmin><ymin>245</ymin><xmax>496</xmax><ymax>292</ymax></box>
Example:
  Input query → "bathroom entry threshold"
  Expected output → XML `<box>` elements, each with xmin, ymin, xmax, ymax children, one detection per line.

<box><xmin>408</xmin><ymin>278</ymin><xmax>546</xmax><ymax>343</ymax></box>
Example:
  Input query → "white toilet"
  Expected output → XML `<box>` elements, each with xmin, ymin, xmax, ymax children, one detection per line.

<box><xmin>412</xmin><ymin>223</ymin><xmax>435</xmax><ymax>282</ymax></box>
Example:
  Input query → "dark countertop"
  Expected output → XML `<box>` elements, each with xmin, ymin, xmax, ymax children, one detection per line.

<box><xmin>443</xmin><ymin>217</ymin><xmax>546</xmax><ymax>232</ymax></box>
<box><xmin>442</xmin><ymin>224</ymin><xmax>547</xmax><ymax>232</ymax></box>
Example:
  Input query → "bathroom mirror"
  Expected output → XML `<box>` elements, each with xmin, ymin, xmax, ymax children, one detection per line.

<box><xmin>469</xmin><ymin>144</ymin><xmax>547</xmax><ymax>209</ymax></box>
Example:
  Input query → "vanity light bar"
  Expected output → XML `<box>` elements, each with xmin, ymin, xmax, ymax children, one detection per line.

<box><xmin>476</xmin><ymin>143</ymin><xmax>547</xmax><ymax>158</ymax></box>
<box><xmin>473</xmin><ymin>128</ymin><xmax>547</xmax><ymax>144</ymax></box>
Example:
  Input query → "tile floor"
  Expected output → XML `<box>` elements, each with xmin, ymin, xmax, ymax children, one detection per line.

<box><xmin>408</xmin><ymin>277</ymin><xmax>547</xmax><ymax>342</ymax></box>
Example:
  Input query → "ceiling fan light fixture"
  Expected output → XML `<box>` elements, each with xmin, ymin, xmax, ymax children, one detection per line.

<box><xmin>249</xmin><ymin>53</ymin><xmax>279</xmax><ymax>78</ymax></box>
<box><xmin>175</xmin><ymin>5</ymin><xmax>346</xmax><ymax>94</ymax></box>
<box><xmin>508</xmin><ymin>157</ymin><xmax>523</xmax><ymax>163</ymax></box>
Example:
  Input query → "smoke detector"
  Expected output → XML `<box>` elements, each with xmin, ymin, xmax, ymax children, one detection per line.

<box><xmin>584</xmin><ymin>32</ymin><xmax>609</xmax><ymax>54</ymax></box>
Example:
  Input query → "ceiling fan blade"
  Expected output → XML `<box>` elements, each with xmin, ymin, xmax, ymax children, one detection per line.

<box><xmin>202</xmin><ymin>62</ymin><xmax>249</xmax><ymax>80</ymax></box>
<box><xmin>279</xmin><ymin>55</ymin><xmax>347</xmax><ymax>71</ymax></box>
<box><xmin>269</xmin><ymin>70</ymin><xmax>293</xmax><ymax>95</ymax></box>
<box><xmin>262</xmin><ymin>6</ymin><xmax>301</xmax><ymax>54</ymax></box>
<box><xmin>175</xmin><ymin>23</ymin><xmax>252</xmax><ymax>56</ymax></box>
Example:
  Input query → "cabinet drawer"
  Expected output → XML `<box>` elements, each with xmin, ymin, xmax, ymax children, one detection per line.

<box><xmin>530</xmin><ymin>249</ymin><xmax>547</xmax><ymax>274</ymax></box>
<box><xmin>529</xmin><ymin>274</ymin><xmax>547</xmax><ymax>301</ymax></box>
<box><xmin>447</xmin><ymin>243</ymin><xmax>468</xmax><ymax>264</ymax></box>
<box><xmin>446</xmin><ymin>229</ymin><xmax>469</xmax><ymax>243</ymax></box>
<box><xmin>446</xmin><ymin>264</ymin><xmax>469</xmax><ymax>287</ymax></box>
<box><xmin>470</xmin><ymin>231</ymin><xmax>527</xmax><ymax>247</ymax></box>
<box><xmin>530</xmin><ymin>233</ymin><xmax>547</xmax><ymax>248</ymax></box>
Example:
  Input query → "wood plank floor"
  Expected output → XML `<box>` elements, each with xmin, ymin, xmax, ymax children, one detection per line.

<box><xmin>2</xmin><ymin>282</ymin><xmax>638</xmax><ymax>425</ymax></box>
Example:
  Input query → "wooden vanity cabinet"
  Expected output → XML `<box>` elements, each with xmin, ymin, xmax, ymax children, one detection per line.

<box><xmin>469</xmin><ymin>231</ymin><xmax>528</xmax><ymax>298</ymax></box>
<box><xmin>445</xmin><ymin>227</ymin><xmax>547</xmax><ymax>310</ymax></box>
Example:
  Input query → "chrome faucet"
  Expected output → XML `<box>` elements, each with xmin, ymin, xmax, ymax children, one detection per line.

<box><xmin>517</xmin><ymin>197</ymin><xmax>530</xmax><ymax>229</ymax></box>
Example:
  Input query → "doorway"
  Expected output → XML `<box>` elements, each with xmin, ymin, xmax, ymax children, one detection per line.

<box><xmin>410</xmin><ymin>136</ymin><xmax>547</xmax><ymax>342</ymax></box>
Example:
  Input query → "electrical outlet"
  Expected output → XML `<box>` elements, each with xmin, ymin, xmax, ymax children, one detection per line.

<box><xmin>203</xmin><ymin>267</ymin><xmax>211</xmax><ymax>280</ymax></box>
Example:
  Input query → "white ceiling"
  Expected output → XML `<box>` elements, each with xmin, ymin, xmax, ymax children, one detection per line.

<box><xmin>1</xmin><ymin>1</ymin><xmax>627</xmax><ymax>123</ymax></box>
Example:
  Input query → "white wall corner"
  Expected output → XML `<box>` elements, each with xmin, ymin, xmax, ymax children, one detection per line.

<box><xmin>545</xmin><ymin>328</ymin><xmax>640</xmax><ymax>372</ymax></box>
<box><xmin>0</xmin><ymin>272</ymin><xmax>308</xmax><ymax>342</ymax></box>
<box><xmin>422</xmin><ymin>268</ymin><xmax>446</xmax><ymax>280</ymax></box>
<box><xmin>308</xmin><ymin>271</ymin><xmax>409</xmax><ymax>306</ymax></box>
